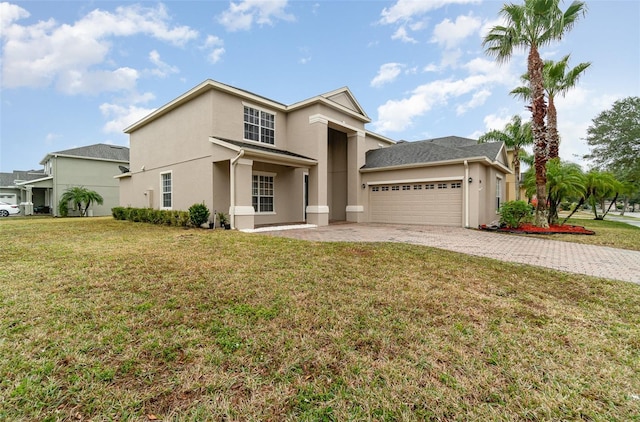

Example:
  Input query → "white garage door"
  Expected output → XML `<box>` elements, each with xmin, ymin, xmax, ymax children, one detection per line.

<box><xmin>369</xmin><ymin>181</ymin><xmax>462</xmax><ymax>226</ymax></box>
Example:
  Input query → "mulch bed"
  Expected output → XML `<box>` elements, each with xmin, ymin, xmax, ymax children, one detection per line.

<box><xmin>480</xmin><ymin>222</ymin><xmax>595</xmax><ymax>235</ymax></box>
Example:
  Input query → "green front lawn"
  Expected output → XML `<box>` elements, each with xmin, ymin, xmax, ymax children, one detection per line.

<box><xmin>1</xmin><ymin>218</ymin><xmax>639</xmax><ymax>420</ymax></box>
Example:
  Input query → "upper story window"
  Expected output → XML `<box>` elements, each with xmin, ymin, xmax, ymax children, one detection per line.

<box><xmin>244</xmin><ymin>106</ymin><xmax>275</xmax><ymax>145</ymax></box>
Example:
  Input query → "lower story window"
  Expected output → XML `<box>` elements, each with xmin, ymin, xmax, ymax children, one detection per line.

<box><xmin>252</xmin><ymin>174</ymin><xmax>274</xmax><ymax>213</ymax></box>
<box><xmin>160</xmin><ymin>171</ymin><xmax>172</xmax><ymax>209</ymax></box>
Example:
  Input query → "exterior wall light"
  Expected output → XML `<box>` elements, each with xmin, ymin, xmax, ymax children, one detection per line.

<box><xmin>468</xmin><ymin>177</ymin><xmax>473</xmax><ymax>183</ymax></box>
<box><xmin>362</xmin><ymin>183</ymin><xmax>366</xmax><ymax>189</ymax></box>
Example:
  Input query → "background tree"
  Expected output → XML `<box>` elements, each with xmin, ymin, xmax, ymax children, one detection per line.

<box><xmin>479</xmin><ymin>115</ymin><xmax>533</xmax><ymax>200</ymax></box>
<box><xmin>544</xmin><ymin>158</ymin><xmax>585</xmax><ymax>224</ymax></box>
<box><xmin>483</xmin><ymin>0</ymin><xmax>587</xmax><ymax>227</ymax></box>
<box><xmin>583</xmin><ymin>97</ymin><xmax>640</xmax><ymax>184</ymax></box>
<box><xmin>60</xmin><ymin>186</ymin><xmax>104</xmax><ymax>217</ymax></box>
<box><xmin>511</xmin><ymin>55</ymin><xmax>591</xmax><ymax>159</ymax></box>
<box><xmin>522</xmin><ymin>158</ymin><xmax>585</xmax><ymax>225</ymax></box>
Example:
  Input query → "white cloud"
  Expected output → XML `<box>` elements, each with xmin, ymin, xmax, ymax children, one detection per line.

<box><xmin>58</xmin><ymin>67</ymin><xmax>139</xmax><ymax>95</ymax></box>
<box><xmin>456</xmin><ymin>89</ymin><xmax>491</xmax><ymax>115</ymax></box>
<box><xmin>371</xmin><ymin>63</ymin><xmax>404</xmax><ymax>87</ymax></box>
<box><xmin>431</xmin><ymin>14</ymin><xmax>482</xmax><ymax>49</ymax></box>
<box><xmin>218</xmin><ymin>0</ymin><xmax>295</xmax><ymax>32</ymax></box>
<box><xmin>149</xmin><ymin>50</ymin><xmax>179</xmax><ymax>78</ymax></box>
<box><xmin>373</xmin><ymin>58</ymin><xmax>517</xmax><ymax>133</ymax></box>
<box><xmin>0</xmin><ymin>2</ymin><xmax>30</xmax><ymax>37</ymax></box>
<box><xmin>1</xmin><ymin>3</ymin><xmax>197</xmax><ymax>93</ymax></box>
<box><xmin>379</xmin><ymin>0</ymin><xmax>479</xmax><ymax>25</ymax></box>
<box><xmin>100</xmin><ymin>102</ymin><xmax>156</xmax><ymax>134</ymax></box>
<box><xmin>391</xmin><ymin>26</ymin><xmax>417</xmax><ymax>43</ymax></box>
<box><xmin>202</xmin><ymin>35</ymin><xmax>225</xmax><ymax>64</ymax></box>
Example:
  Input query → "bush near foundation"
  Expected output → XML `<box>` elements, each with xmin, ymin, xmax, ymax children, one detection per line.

<box><xmin>499</xmin><ymin>200</ymin><xmax>534</xmax><ymax>228</ymax></box>
<box><xmin>111</xmin><ymin>207</ymin><xmax>190</xmax><ymax>227</ymax></box>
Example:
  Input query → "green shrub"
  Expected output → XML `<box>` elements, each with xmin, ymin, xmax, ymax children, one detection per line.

<box><xmin>58</xmin><ymin>200</ymin><xmax>69</xmax><ymax>217</ymax></box>
<box><xmin>111</xmin><ymin>207</ymin><xmax>191</xmax><ymax>227</ymax></box>
<box><xmin>499</xmin><ymin>200</ymin><xmax>533</xmax><ymax>229</ymax></box>
<box><xmin>188</xmin><ymin>203</ymin><xmax>210</xmax><ymax>227</ymax></box>
<box><xmin>111</xmin><ymin>207</ymin><xmax>126</xmax><ymax>220</ymax></box>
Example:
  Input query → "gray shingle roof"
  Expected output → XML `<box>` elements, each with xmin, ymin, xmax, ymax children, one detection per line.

<box><xmin>48</xmin><ymin>143</ymin><xmax>129</xmax><ymax>162</ymax></box>
<box><xmin>363</xmin><ymin>136</ymin><xmax>504</xmax><ymax>169</ymax></box>
<box><xmin>0</xmin><ymin>170</ymin><xmax>47</xmax><ymax>187</ymax></box>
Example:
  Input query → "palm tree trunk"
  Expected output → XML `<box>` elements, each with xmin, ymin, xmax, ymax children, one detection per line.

<box><xmin>547</xmin><ymin>96</ymin><xmax>559</xmax><ymax>160</ymax></box>
<box><xmin>529</xmin><ymin>45</ymin><xmax>549</xmax><ymax>228</ymax></box>
<box><xmin>562</xmin><ymin>197</ymin><xmax>585</xmax><ymax>225</ymax></box>
<box><xmin>513</xmin><ymin>148</ymin><xmax>521</xmax><ymax>201</ymax></box>
<box><xmin>603</xmin><ymin>194</ymin><xmax>619</xmax><ymax>219</ymax></box>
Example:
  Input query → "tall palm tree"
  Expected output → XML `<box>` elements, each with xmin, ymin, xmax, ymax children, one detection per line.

<box><xmin>483</xmin><ymin>0</ymin><xmax>587</xmax><ymax>227</ymax></box>
<box><xmin>511</xmin><ymin>55</ymin><xmax>591</xmax><ymax>160</ymax></box>
<box><xmin>479</xmin><ymin>115</ymin><xmax>533</xmax><ymax>200</ymax></box>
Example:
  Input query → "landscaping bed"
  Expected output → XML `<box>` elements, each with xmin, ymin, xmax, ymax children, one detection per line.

<box><xmin>480</xmin><ymin>222</ymin><xmax>595</xmax><ymax>235</ymax></box>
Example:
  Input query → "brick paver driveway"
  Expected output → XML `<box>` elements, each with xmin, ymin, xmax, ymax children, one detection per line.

<box><xmin>261</xmin><ymin>223</ymin><xmax>640</xmax><ymax>285</ymax></box>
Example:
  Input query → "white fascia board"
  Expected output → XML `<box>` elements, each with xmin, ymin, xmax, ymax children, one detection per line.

<box><xmin>291</xmin><ymin>96</ymin><xmax>371</xmax><ymax>123</ymax></box>
<box><xmin>365</xmin><ymin>130</ymin><xmax>396</xmax><ymax>145</ymax></box>
<box><xmin>15</xmin><ymin>175</ymin><xmax>53</xmax><ymax>186</ymax></box>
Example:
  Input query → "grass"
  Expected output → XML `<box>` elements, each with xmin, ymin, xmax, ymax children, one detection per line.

<box><xmin>523</xmin><ymin>214</ymin><xmax>640</xmax><ymax>251</ymax></box>
<box><xmin>1</xmin><ymin>217</ymin><xmax>639</xmax><ymax>420</ymax></box>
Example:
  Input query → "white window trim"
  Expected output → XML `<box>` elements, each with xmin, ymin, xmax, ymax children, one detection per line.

<box><xmin>160</xmin><ymin>170</ymin><xmax>173</xmax><ymax>210</ymax></box>
<box><xmin>243</xmin><ymin>102</ymin><xmax>276</xmax><ymax>146</ymax></box>
<box><xmin>252</xmin><ymin>171</ymin><xmax>276</xmax><ymax>215</ymax></box>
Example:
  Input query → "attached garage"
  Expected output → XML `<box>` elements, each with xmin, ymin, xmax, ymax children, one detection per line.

<box><xmin>361</xmin><ymin>136</ymin><xmax>512</xmax><ymax>228</ymax></box>
<box><xmin>369</xmin><ymin>180</ymin><xmax>463</xmax><ymax>226</ymax></box>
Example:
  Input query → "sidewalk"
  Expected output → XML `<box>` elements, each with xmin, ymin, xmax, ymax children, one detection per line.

<box><xmin>262</xmin><ymin>223</ymin><xmax>640</xmax><ymax>285</ymax></box>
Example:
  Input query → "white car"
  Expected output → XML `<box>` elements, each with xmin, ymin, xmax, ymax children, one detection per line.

<box><xmin>0</xmin><ymin>201</ymin><xmax>20</xmax><ymax>217</ymax></box>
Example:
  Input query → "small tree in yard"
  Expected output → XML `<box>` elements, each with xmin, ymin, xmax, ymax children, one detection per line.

<box><xmin>188</xmin><ymin>203</ymin><xmax>210</xmax><ymax>228</ymax></box>
<box><xmin>60</xmin><ymin>186</ymin><xmax>103</xmax><ymax>217</ymax></box>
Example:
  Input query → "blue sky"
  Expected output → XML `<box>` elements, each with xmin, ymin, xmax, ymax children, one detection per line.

<box><xmin>1</xmin><ymin>0</ymin><xmax>639</xmax><ymax>172</ymax></box>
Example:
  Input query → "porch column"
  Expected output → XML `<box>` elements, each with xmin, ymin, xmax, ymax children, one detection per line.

<box><xmin>307</xmin><ymin>117</ymin><xmax>329</xmax><ymax>226</ymax></box>
<box><xmin>346</xmin><ymin>131</ymin><xmax>366</xmax><ymax>222</ymax></box>
<box><xmin>23</xmin><ymin>185</ymin><xmax>34</xmax><ymax>215</ymax></box>
<box><xmin>231</xmin><ymin>158</ymin><xmax>255</xmax><ymax>230</ymax></box>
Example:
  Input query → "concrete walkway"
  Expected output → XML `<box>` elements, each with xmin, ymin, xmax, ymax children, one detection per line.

<box><xmin>261</xmin><ymin>223</ymin><xmax>640</xmax><ymax>285</ymax></box>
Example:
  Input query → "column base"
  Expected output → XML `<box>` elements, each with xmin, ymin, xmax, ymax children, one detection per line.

<box><xmin>306</xmin><ymin>205</ymin><xmax>329</xmax><ymax>226</ymax></box>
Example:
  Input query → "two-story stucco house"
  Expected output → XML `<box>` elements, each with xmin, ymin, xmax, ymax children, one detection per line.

<box><xmin>17</xmin><ymin>143</ymin><xmax>129</xmax><ymax>216</ymax></box>
<box><xmin>119</xmin><ymin>80</ymin><xmax>510</xmax><ymax>230</ymax></box>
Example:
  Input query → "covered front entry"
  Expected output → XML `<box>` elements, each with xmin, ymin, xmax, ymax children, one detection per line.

<box><xmin>369</xmin><ymin>180</ymin><xmax>463</xmax><ymax>226</ymax></box>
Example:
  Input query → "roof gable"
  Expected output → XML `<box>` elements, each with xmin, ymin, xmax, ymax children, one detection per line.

<box><xmin>126</xmin><ymin>80</ymin><xmax>371</xmax><ymax>133</ymax></box>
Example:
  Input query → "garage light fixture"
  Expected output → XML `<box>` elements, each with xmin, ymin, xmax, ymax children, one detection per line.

<box><xmin>468</xmin><ymin>177</ymin><xmax>473</xmax><ymax>183</ymax></box>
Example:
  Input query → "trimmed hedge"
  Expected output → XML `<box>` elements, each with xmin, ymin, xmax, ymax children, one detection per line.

<box><xmin>111</xmin><ymin>207</ymin><xmax>190</xmax><ymax>227</ymax></box>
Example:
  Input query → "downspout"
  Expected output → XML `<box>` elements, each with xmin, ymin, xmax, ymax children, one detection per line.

<box><xmin>229</xmin><ymin>149</ymin><xmax>245</xmax><ymax>229</ymax></box>
<box><xmin>464</xmin><ymin>160</ymin><xmax>469</xmax><ymax>228</ymax></box>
